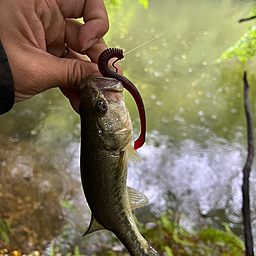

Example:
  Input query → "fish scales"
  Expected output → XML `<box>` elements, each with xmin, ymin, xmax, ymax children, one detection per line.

<box><xmin>79</xmin><ymin>76</ymin><xmax>160</xmax><ymax>256</ymax></box>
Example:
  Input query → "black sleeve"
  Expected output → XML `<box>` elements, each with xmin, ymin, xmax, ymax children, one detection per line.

<box><xmin>0</xmin><ymin>40</ymin><xmax>14</xmax><ymax>115</ymax></box>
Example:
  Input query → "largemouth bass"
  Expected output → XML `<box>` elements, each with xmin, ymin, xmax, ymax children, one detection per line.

<box><xmin>79</xmin><ymin>76</ymin><xmax>159</xmax><ymax>256</ymax></box>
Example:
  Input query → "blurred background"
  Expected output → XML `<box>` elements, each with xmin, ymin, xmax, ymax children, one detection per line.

<box><xmin>1</xmin><ymin>0</ymin><xmax>256</xmax><ymax>255</ymax></box>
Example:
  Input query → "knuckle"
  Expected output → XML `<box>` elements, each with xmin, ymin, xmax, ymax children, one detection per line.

<box><xmin>101</xmin><ymin>19</ymin><xmax>109</xmax><ymax>34</ymax></box>
<box><xmin>66</xmin><ymin>59</ymin><xmax>83</xmax><ymax>87</ymax></box>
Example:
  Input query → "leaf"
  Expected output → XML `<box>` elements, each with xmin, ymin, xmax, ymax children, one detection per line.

<box><xmin>222</xmin><ymin>223</ymin><xmax>245</xmax><ymax>250</ymax></box>
<box><xmin>0</xmin><ymin>220</ymin><xmax>14</xmax><ymax>245</ymax></box>
<box><xmin>161</xmin><ymin>214</ymin><xmax>171</xmax><ymax>230</ymax></box>
<box><xmin>139</xmin><ymin>0</ymin><xmax>148</xmax><ymax>9</ymax></box>
<box><xmin>59</xmin><ymin>200</ymin><xmax>73</xmax><ymax>209</ymax></box>
<box><xmin>164</xmin><ymin>246</ymin><xmax>174</xmax><ymax>256</ymax></box>
<box><xmin>217</xmin><ymin>25</ymin><xmax>256</xmax><ymax>63</ymax></box>
<box><xmin>74</xmin><ymin>246</ymin><xmax>87</xmax><ymax>256</ymax></box>
<box><xmin>49</xmin><ymin>244</ymin><xmax>55</xmax><ymax>256</ymax></box>
<box><xmin>173</xmin><ymin>229</ymin><xmax>195</xmax><ymax>247</ymax></box>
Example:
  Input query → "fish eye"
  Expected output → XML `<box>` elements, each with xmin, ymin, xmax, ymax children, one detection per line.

<box><xmin>95</xmin><ymin>100</ymin><xmax>107</xmax><ymax>114</ymax></box>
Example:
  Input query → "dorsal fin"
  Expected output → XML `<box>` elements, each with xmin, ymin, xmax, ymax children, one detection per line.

<box><xmin>83</xmin><ymin>215</ymin><xmax>104</xmax><ymax>236</ymax></box>
<box><xmin>127</xmin><ymin>186</ymin><xmax>148</xmax><ymax>210</ymax></box>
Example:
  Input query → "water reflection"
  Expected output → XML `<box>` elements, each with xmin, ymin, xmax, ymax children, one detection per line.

<box><xmin>128</xmin><ymin>130</ymin><xmax>245</xmax><ymax>225</ymax></box>
<box><xmin>1</xmin><ymin>0</ymin><xmax>256</xmax><ymax>253</ymax></box>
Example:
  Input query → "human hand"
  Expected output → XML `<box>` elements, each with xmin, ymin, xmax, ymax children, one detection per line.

<box><xmin>0</xmin><ymin>0</ymin><xmax>110</xmax><ymax>112</ymax></box>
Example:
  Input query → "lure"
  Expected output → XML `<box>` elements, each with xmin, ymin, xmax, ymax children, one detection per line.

<box><xmin>98</xmin><ymin>48</ymin><xmax>146</xmax><ymax>150</ymax></box>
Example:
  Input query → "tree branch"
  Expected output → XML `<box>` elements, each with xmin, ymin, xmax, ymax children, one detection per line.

<box><xmin>239</xmin><ymin>15</ymin><xmax>256</xmax><ymax>23</ymax></box>
<box><xmin>242</xmin><ymin>71</ymin><xmax>254</xmax><ymax>256</ymax></box>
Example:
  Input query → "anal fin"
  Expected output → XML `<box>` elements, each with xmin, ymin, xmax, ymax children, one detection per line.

<box><xmin>83</xmin><ymin>215</ymin><xmax>104</xmax><ymax>236</ymax></box>
<box><xmin>127</xmin><ymin>186</ymin><xmax>149</xmax><ymax>210</ymax></box>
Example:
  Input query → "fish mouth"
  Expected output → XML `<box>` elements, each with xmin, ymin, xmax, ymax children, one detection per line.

<box><xmin>79</xmin><ymin>76</ymin><xmax>126</xmax><ymax>114</ymax></box>
<box><xmin>80</xmin><ymin>76</ymin><xmax>123</xmax><ymax>93</ymax></box>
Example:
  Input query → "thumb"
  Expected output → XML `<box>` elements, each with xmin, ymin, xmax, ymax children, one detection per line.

<box><xmin>49</xmin><ymin>48</ymin><xmax>101</xmax><ymax>113</ymax></box>
<box><xmin>7</xmin><ymin>46</ymin><xmax>100</xmax><ymax>102</ymax></box>
<box><xmin>51</xmin><ymin>53</ymin><xmax>100</xmax><ymax>89</ymax></box>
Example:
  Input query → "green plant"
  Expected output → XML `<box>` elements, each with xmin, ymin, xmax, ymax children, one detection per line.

<box><xmin>217</xmin><ymin>6</ymin><xmax>256</xmax><ymax>63</ymax></box>
<box><xmin>217</xmin><ymin>25</ymin><xmax>256</xmax><ymax>63</ymax></box>
<box><xmin>59</xmin><ymin>200</ymin><xmax>74</xmax><ymax>210</ymax></box>
<box><xmin>0</xmin><ymin>219</ymin><xmax>14</xmax><ymax>245</ymax></box>
<box><xmin>105</xmin><ymin>0</ymin><xmax>148</xmax><ymax>9</ymax></box>
<box><xmin>136</xmin><ymin>210</ymin><xmax>245</xmax><ymax>256</ymax></box>
<box><xmin>49</xmin><ymin>244</ymin><xmax>87</xmax><ymax>256</ymax></box>
<box><xmin>91</xmin><ymin>210</ymin><xmax>245</xmax><ymax>255</ymax></box>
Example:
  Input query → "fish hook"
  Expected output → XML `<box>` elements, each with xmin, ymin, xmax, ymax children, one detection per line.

<box><xmin>112</xmin><ymin>58</ymin><xmax>119</xmax><ymax>73</ymax></box>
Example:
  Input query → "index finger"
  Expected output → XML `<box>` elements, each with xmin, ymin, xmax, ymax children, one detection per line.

<box><xmin>57</xmin><ymin>0</ymin><xmax>109</xmax><ymax>51</ymax></box>
<box><xmin>56</xmin><ymin>0</ymin><xmax>106</xmax><ymax>19</ymax></box>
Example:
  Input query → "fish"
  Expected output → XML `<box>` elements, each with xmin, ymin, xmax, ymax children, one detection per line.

<box><xmin>79</xmin><ymin>76</ymin><xmax>160</xmax><ymax>256</ymax></box>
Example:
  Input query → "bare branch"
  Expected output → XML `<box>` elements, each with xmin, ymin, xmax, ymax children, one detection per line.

<box><xmin>239</xmin><ymin>15</ymin><xmax>256</xmax><ymax>23</ymax></box>
<box><xmin>242</xmin><ymin>71</ymin><xmax>254</xmax><ymax>256</ymax></box>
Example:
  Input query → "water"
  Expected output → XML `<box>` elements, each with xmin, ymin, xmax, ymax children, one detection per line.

<box><xmin>1</xmin><ymin>0</ymin><xmax>256</xmax><ymax>253</ymax></box>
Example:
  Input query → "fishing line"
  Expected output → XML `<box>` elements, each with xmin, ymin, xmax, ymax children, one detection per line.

<box><xmin>112</xmin><ymin>3</ymin><xmax>230</xmax><ymax>71</ymax></box>
<box><xmin>123</xmin><ymin>34</ymin><xmax>163</xmax><ymax>56</ymax></box>
<box><xmin>122</xmin><ymin>5</ymin><xmax>221</xmax><ymax>57</ymax></box>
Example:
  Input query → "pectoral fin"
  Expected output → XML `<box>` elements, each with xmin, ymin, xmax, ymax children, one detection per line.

<box><xmin>83</xmin><ymin>215</ymin><xmax>104</xmax><ymax>236</ymax></box>
<box><xmin>127</xmin><ymin>145</ymin><xmax>141</xmax><ymax>163</ymax></box>
<box><xmin>127</xmin><ymin>186</ymin><xmax>149</xmax><ymax>210</ymax></box>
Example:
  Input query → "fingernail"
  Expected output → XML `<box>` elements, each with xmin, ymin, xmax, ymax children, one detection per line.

<box><xmin>81</xmin><ymin>38</ymin><xmax>99</xmax><ymax>52</ymax></box>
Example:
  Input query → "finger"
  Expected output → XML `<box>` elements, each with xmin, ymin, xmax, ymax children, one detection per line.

<box><xmin>79</xmin><ymin>0</ymin><xmax>109</xmax><ymax>50</ymax></box>
<box><xmin>55</xmin><ymin>57</ymin><xmax>99</xmax><ymax>88</ymax></box>
<box><xmin>62</xmin><ymin>46</ymin><xmax>102</xmax><ymax>75</ymax></box>
<box><xmin>33</xmin><ymin>50</ymin><xmax>99</xmax><ymax>90</ymax></box>
<box><xmin>64</xmin><ymin>21</ymin><xmax>119</xmax><ymax>74</ymax></box>
<box><xmin>60</xmin><ymin>48</ymin><xmax>100</xmax><ymax>113</ymax></box>
<box><xmin>64</xmin><ymin>35</ymin><xmax>123</xmax><ymax>76</ymax></box>
<box><xmin>60</xmin><ymin>87</ymin><xmax>81</xmax><ymax>113</ymax></box>
<box><xmin>57</xmin><ymin>0</ymin><xmax>109</xmax><ymax>51</ymax></box>
<box><xmin>65</xmin><ymin>19</ymin><xmax>83</xmax><ymax>53</ymax></box>
<box><xmin>35</xmin><ymin>0</ymin><xmax>66</xmax><ymax>55</ymax></box>
<box><xmin>65</xmin><ymin>24</ymin><xmax>121</xmax><ymax>75</ymax></box>
<box><xmin>62</xmin><ymin>46</ymin><xmax>90</xmax><ymax>62</ymax></box>
<box><xmin>85</xmin><ymin>38</ymin><xmax>109</xmax><ymax>63</ymax></box>
<box><xmin>52</xmin><ymin>47</ymin><xmax>99</xmax><ymax>87</ymax></box>
<box><xmin>65</xmin><ymin>19</ymin><xmax>109</xmax><ymax>64</ymax></box>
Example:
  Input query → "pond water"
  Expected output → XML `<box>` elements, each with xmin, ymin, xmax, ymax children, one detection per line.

<box><xmin>1</xmin><ymin>0</ymin><xmax>256</xmax><ymax>253</ymax></box>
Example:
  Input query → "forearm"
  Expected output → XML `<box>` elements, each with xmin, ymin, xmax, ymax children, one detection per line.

<box><xmin>0</xmin><ymin>40</ymin><xmax>14</xmax><ymax>115</ymax></box>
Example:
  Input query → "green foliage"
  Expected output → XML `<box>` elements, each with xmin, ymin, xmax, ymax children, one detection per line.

<box><xmin>74</xmin><ymin>246</ymin><xmax>87</xmax><ymax>256</ymax></box>
<box><xmin>96</xmin><ymin>210</ymin><xmax>245</xmax><ymax>256</ymax></box>
<box><xmin>104</xmin><ymin>0</ymin><xmax>148</xmax><ymax>9</ymax></box>
<box><xmin>222</xmin><ymin>223</ymin><xmax>245</xmax><ymax>250</ymax></box>
<box><xmin>164</xmin><ymin>246</ymin><xmax>174</xmax><ymax>256</ymax></box>
<box><xmin>136</xmin><ymin>210</ymin><xmax>245</xmax><ymax>256</ymax></box>
<box><xmin>59</xmin><ymin>200</ymin><xmax>73</xmax><ymax>210</ymax></box>
<box><xmin>217</xmin><ymin>25</ymin><xmax>256</xmax><ymax>63</ymax></box>
<box><xmin>139</xmin><ymin>0</ymin><xmax>148</xmax><ymax>9</ymax></box>
<box><xmin>0</xmin><ymin>219</ymin><xmax>14</xmax><ymax>245</ymax></box>
<box><xmin>49</xmin><ymin>244</ymin><xmax>86</xmax><ymax>256</ymax></box>
<box><xmin>11</xmin><ymin>209</ymin><xmax>244</xmax><ymax>256</ymax></box>
<box><xmin>217</xmin><ymin>7</ymin><xmax>256</xmax><ymax>63</ymax></box>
